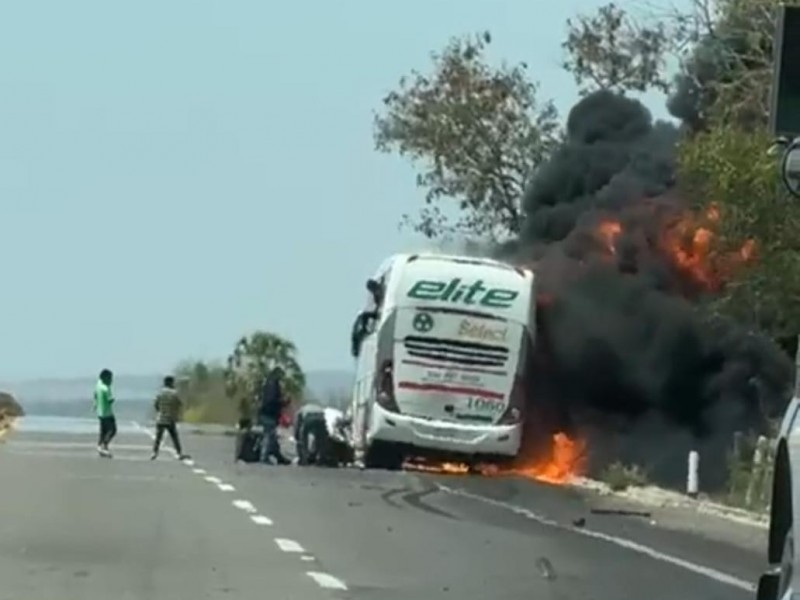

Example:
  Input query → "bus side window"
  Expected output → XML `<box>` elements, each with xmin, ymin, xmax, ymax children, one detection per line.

<box><xmin>352</xmin><ymin>270</ymin><xmax>388</xmax><ymax>358</ymax></box>
<box><xmin>351</xmin><ymin>310</ymin><xmax>379</xmax><ymax>358</ymax></box>
<box><xmin>351</xmin><ymin>313</ymin><xmax>366</xmax><ymax>358</ymax></box>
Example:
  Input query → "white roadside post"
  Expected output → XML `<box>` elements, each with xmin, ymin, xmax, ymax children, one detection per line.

<box><xmin>745</xmin><ymin>435</ymin><xmax>770</xmax><ymax>510</ymax></box>
<box><xmin>687</xmin><ymin>450</ymin><xmax>699</xmax><ymax>498</ymax></box>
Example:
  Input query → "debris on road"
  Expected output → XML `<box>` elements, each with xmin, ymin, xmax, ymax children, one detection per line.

<box><xmin>589</xmin><ymin>508</ymin><xmax>652</xmax><ymax>518</ymax></box>
<box><xmin>573</xmin><ymin>476</ymin><xmax>769</xmax><ymax>529</ymax></box>
<box><xmin>535</xmin><ymin>557</ymin><xmax>557</xmax><ymax>580</ymax></box>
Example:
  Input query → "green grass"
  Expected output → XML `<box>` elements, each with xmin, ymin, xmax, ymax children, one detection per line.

<box><xmin>722</xmin><ymin>433</ymin><xmax>774</xmax><ymax>513</ymax></box>
<box><xmin>600</xmin><ymin>461</ymin><xmax>649</xmax><ymax>491</ymax></box>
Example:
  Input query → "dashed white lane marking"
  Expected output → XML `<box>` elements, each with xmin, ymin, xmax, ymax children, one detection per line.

<box><xmin>134</xmin><ymin>420</ymin><xmax>349</xmax><ymax>588</ymax></box>
<box><xmin>233</xmin><ymin>500</ymin><xmax>257</xmax><ymax>513</ymax></box>
<box><xmin>131</xmin><ymin>422</ymin><xmax>182</xmax><ymax>458</ymax></box>
<box><xmin>437</xmin><ymin>484</ymin><xmax>755</xmax><ymax>592</ymax></box>
<box><xmin>275</xmin><ymin>538</ymin><xmax>305</xmax><ymax>553</ymax></box>
<box><xmin>306</xmin><ymin>572</ymin><xmax>347</xmax><ymax>590</ymax></box>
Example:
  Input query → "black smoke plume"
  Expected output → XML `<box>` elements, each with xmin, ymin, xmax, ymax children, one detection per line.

<box><xmin>501</xmin><ymin>91</ymin><xmax>792</xmax><ymax>487</ymax></box>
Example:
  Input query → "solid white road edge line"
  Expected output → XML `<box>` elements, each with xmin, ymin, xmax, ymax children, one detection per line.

<box><xmin>250</xmin><ymin>515</ymin><xmax>273</xmax><ymax>526</ymax></box>
<box><xmin>306</xmin><ymin>572</ymin><xmax>347</xmax><ymax>590</ymax></box>
<box><xmin>10</xmin><ymin>441</ymin><xmax>154</xmax><ymax>450</ymax></box>
<box><xmin>275</xmin><ymin>538</ymin><xmax>305</xmax><ymax>553</ymax></box>
<box><xmin>437</xmin><ymin>484</ymin><xmax>755</xmax><ymax>592</ymax></box>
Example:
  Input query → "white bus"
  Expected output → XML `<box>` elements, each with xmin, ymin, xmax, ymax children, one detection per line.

<box><xmin>348</xmin><ymin>252</ymin><xmax>536</xmax><ymax>470</ymax></box>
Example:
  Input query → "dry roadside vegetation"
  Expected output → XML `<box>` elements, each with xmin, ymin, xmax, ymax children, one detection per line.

<box><xmin>0</xmin><ymin>391</ymin><xmax>24</xmax><ymax>439</ymax></box>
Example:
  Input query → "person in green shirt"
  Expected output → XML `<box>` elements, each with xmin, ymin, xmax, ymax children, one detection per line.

<box><xmin>94</xmin><ymin>368</ymin><xmax>117</xmax><ymax>457</ymax></box>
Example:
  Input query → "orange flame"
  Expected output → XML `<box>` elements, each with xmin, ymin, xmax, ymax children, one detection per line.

<box><xmin>597</xmin><ymin>220</ymin><xmax>622</xmax><ymax>255</ymax></box>
<box><xmin>502</xmin><ymin>432</ymin><xmax>587</xmax><ymax>484</ymax></box>
<box><xmin>591</xmin><ymin>203</ymin><xmax>756</xmax><ymax>291</ymax></box>
<box><xmin>660</xmin><ymin>204</ymin><xmax>755</xmax><ymax>291</ymax></box>
<box><xmin>403</xmin><ymin>433</ymin><xmax>587</xmax><ymax>485</ymax></box>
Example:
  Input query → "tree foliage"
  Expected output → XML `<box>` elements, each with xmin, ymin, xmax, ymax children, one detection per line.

<box><xmin>224</xmin><ymin>330</ymin><xmax>306</xmax><ymax>417</ymax></box>
<box><xmin>0</xmin><ymin>391</ymin><xmax>23</xmax><ymax>418</ymax></box>
<box><xmin>562</xmin><ymin>0</ymin><xmax>798</xmax><ymax>130</ymax></box>
<box><xmin>171</xmin><ymin>331</ymin><xmax>306</xmax><ymax>425</ymax></box>
<box><xmin>174</xmin><ymin>360</ymin><xmax>230</xmax><ymax>424</ymax></box>
<box><xmin>562</xmin><ymin>2</ymin><xmax>672</xmax><ymax>95</ymax></box>
<box><xmin>677</xmin><ymin>127</ymin><xmax>800</xmax><ymax>338</ymax></box>
<box><xmin>374</xmin><ymin>31</ymin><xmax>560</xmax><ymax>241</ymax></box>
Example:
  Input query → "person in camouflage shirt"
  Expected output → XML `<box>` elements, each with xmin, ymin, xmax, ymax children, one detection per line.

<box><xmin>151</xmin><ymin>375</ymin><xmax>189</xmax><ymax>460</ymax></box>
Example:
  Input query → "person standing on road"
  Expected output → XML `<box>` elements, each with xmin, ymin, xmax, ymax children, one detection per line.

<box><xmin>151</xmin><ymin>375</ymin><xmax>190</xmax><ymax>461</ymax></box>
<box><xmin>258</xmin><ymin>367</ymin><xmax>290</xmax><ymax>465</ymax></box>
<box><xmin>94</xmin><ymin>368</ymin><xmax>117</xmax><ymax>457</ymax></box>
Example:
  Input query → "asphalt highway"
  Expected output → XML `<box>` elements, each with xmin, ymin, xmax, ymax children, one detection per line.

<box><xmin>0</xmin><ymin>416</ymin><xmax>766</xmax><ymax>600</ymax></box>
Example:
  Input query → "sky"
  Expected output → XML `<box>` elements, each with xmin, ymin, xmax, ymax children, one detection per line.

<box><xmin>0</xmin><ymin>0</ymin><xmax>685</xmax><ymax>381</ymax></box>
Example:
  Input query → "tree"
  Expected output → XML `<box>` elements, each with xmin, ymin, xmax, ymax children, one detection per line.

<box><xmin>562</xmin><ymin>3</ymin><xmax>672</xmax><ymax>95</ymax></box>
<box><xmin>562</xmin><ymin>0</ymin><xmax>800</xmax><ymax>342</ymax></box>
<box><xmin>373</xmin><ymin>31</ymin><xmax>560</xmax><ymax>241</ymax></box>
<box><xmin>0</xmin><ymin>391</ymin><xmax>23</xmax><ymax>419</ymax></box>
<box><xmin>224</xmin><ymin>331</ymin><xmax>306</xmax><ymax>418</ymax></box>
<box><xmin>677</xmin><ymin>126</ymin><xmax>800</xmax><ymax>339</ymax></box>
<box><xmin>173</xmin><ymin>360</ymin><xmax>230</xmax><ymax>424</ymax></box>
<box><xmin>667</xmin><ymin>0</ymin><xmax>791</xmax><ymax>130</ymax></box>
<box><xmin>562</xmin><ymin>0</ymin><xmax>798</xmax><ymax>130</ymax></box>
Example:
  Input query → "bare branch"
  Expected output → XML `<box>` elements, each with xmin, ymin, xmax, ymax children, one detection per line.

<box><xmin>374</xmin><ymin>32</ymin><xmax>559</xmax><ymax>240</ymax></box>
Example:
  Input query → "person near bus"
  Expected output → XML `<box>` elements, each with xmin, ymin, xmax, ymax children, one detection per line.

<box><xmin>94</xmin><ymin>368</ymin><xmax>117</xmax><ymax>457</ymax></box>
<box><xmin>151</xmin><ymin>375</ymin><xmax>189</xmax><ymax>460</ymax></box>
<box><xmin>294</xmin><ymin>403</ymin><xmax>325</xmax><ymax>465</ymax></box>
<box><xmin>257</xmin><ymin>367</ymin><xmax>290</xmax><ymax>465</ymax></box>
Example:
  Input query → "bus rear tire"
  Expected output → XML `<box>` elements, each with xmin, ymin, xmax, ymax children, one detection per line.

<box><xmin>365</xmin><ymin>441</ymin><xmax>404</xmax><ymax>471</ymax></box>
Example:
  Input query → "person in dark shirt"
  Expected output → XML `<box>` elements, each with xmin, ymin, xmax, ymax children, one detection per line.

<box><xmin>258</xmin><ymin>367</ymin><xmax>290</xmax><ymax>465</ymax></box>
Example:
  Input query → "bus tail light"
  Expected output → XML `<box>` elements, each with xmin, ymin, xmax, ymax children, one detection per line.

<box><xmin>376</xmin><ymin>360</ymin><xmax>400</xmax><ymax>413</ymax></box>
<box><xmin>497</xmin><ymin>374</ymin><xmax>526</xmax><ymax>425</ymax></box>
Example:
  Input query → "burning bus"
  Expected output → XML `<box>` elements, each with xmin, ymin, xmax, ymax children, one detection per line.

<box><xmin>348</xmin><ymin>253</ymin><xmax>535</xmax><ymax>471</ymax></box>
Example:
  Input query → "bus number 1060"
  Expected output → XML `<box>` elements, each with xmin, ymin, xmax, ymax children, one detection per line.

<box><xmin>466</xmin><ymin>397</ymin><xmax>504</xmax><ymax>413</ymax></box>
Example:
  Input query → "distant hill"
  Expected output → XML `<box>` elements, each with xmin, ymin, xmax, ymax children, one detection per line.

<box><xmin>0</xmin><ymin>369</ymin><xmax>354</xmax><ymax>408</ymax></box>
